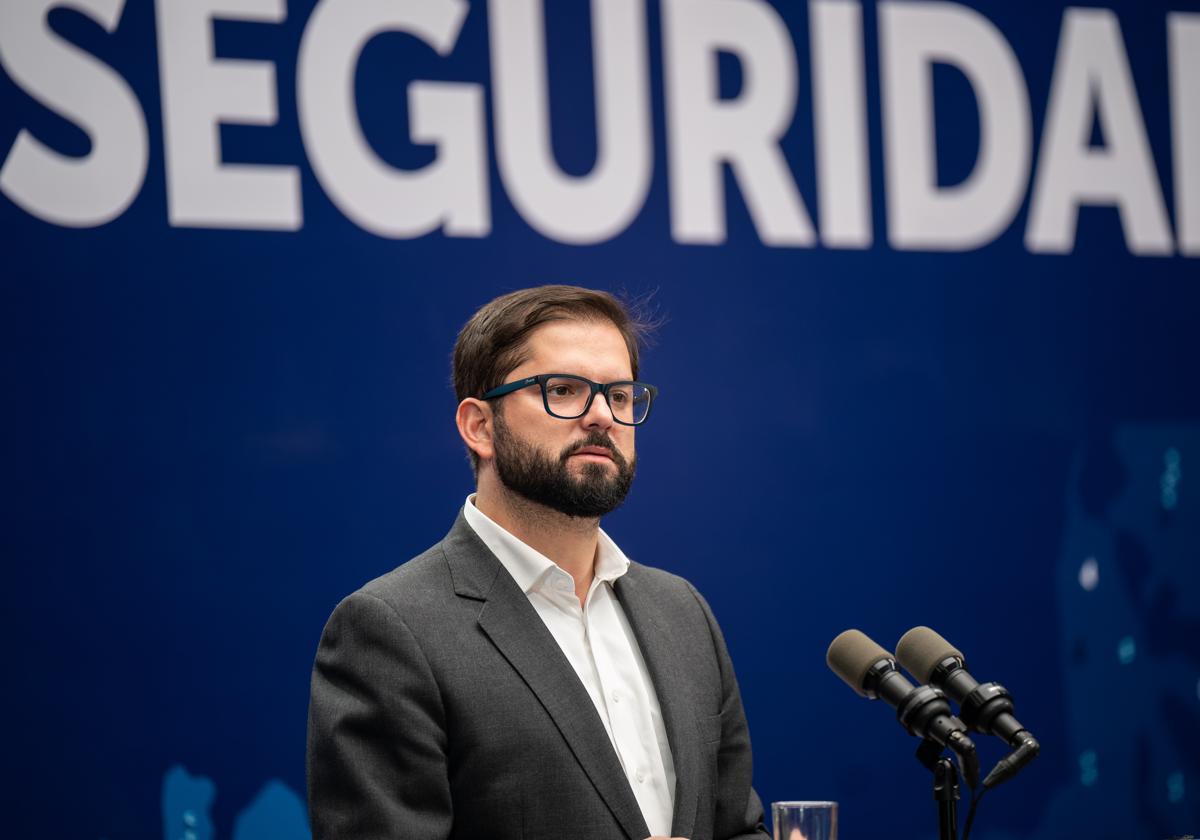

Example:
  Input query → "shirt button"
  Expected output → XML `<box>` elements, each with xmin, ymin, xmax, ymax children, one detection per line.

<box><xmin>635</xmin><ymin>771</ymin><xmax>645</xmax><ymax>784</ymax></box>
<box><xmin>611</xmin><ymin>691</ymin><xmax>620</xmax><ymax>703</ymax></box>
<box><xmin>555</xmin><ymin>577</ymin><xmax>571</xmax><ymax>591</ymax></box>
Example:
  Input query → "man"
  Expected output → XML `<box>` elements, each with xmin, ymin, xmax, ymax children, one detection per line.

<box><xmin>307</xmin><ymin>286</ymin><xmax>768</xmax><ymax>840</ymax></box>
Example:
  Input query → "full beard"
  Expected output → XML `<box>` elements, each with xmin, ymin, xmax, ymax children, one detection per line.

<box><xmin>491</xmin><ymin>410</ymin><xmax>636</xmax><ymax>519</ymax></box>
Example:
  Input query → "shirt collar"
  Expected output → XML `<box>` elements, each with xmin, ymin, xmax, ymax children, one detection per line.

<box><xmin>462</xmin><ymin>494</ymin><xmax>630</xmax><ymax>593</ymax></box>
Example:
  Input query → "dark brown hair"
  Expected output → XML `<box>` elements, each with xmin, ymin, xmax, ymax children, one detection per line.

<box><xmin>453</xmin><ymin>285</ymin><xmax>656</xmax><ymax>468</ymax></box>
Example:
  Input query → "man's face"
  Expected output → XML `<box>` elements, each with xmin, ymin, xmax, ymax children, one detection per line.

<box><xmin>489</xmin><ymin>319</ymin><xmax>638</xmax><ymax>518</ymax></box>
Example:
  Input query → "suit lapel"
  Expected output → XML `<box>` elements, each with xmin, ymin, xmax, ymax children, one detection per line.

<box><xmin>614</xmin><ymin>568</ymin><xmax>702</xmax><ymax>840</ymax></box>
<box><xmin>440</xmin><ymin>515</ymin><xmax>650</xmax><ymax>840</ymax></box>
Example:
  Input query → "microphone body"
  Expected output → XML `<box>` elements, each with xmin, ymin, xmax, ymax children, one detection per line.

<box><xmin>828</xmin><ymin>630</ymin><xmax>980</xmax><ymax>789</ymax></box>
<box><xmin>939</xmin><ymin>662</ymin><xmax>1027</xmax><ymax>745</ymax></box>
<box><xmin>897</xmin><ymin>626</ymin><xmax>1040</xmax><ymax>789</ymax></box>
<box><xmin>863</xmin><ymin>658</ymin><xmax>974</xmax><ymax>753</ymax></box>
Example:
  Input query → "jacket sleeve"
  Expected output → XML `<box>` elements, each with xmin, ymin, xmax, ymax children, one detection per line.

<box><xmin>688</xmin><ymin>583</ymin><xmax>771</xmax><ymax>840</ymax></box>
<box><xmin>307</xmin><ymin>590</ymin><xmax>452</xmax><ymax>840</ymax></box>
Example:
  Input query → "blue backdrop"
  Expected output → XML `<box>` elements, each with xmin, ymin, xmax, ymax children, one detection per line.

<box><xmin>3</xmin><ymin>1</ymin><xmax>1198</xmax><ymax>838</ymax></box>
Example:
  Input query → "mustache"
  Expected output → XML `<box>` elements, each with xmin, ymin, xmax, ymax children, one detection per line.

<box><xmin>560</xmin><ymin>433</ymin><xmax>626</xmax><ymax>466</ymax></box>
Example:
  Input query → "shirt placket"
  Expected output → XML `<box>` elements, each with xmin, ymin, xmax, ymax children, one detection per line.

<box><xmin>585</xmin><ymin>585</ymin><xmax>665</xmax><ymax>820</ymax></box>
<box><xmin>543</xmin><ymin>570</ymin><xmax>619</xmax><ymax>745</ymax></box>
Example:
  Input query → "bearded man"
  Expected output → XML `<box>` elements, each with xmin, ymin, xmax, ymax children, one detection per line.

<box><xmin>307</xmin><ymin>286</ymin><xmax>768</xmax><ymax>840</ymax></box>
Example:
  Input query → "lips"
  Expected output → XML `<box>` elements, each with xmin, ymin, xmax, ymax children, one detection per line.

<box><xmin>570</xmin><ymin>446</ymin><xmax>614</xmax><ymax>460</ymax></box>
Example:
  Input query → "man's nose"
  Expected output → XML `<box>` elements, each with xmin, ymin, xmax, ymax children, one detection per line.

<box><xmin>581</xmin><ymin>390</ymin><xmax>616</xmax><ymax>429</ymax></box>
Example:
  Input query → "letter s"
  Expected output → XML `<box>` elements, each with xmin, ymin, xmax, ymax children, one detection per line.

<box><xmin>0</xmin><ymin>0</ymin><xmax>149</xmax><ymax>227</ymax></box>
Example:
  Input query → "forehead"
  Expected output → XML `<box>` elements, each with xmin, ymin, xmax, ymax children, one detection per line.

<box><xmin>516</xmin><ymin>319</ymin><xmax>633</xmax><ymax>380</ymax></box>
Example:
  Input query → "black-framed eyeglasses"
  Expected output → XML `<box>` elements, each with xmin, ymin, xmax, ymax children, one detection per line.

<box><xmin>481</xmin><ymin>374</ymin><xmax>658</xmax><ymax>426</ymax></box>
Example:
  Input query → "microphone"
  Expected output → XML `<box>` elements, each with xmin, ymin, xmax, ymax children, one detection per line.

<box><xmin>827</xmin><ymin>629</ymin><xmax>980</xmax><ymax>789</ymax></box>
<box><xmin>896</xmin><ymin>626</ymin><xmax>1039</xmax><ymax>789</ymax></box>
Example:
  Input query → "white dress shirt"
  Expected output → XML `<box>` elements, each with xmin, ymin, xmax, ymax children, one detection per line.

<box><xmin>462</xmin><ymin>495</ymin><xmax>677</xmax><ymax>837</ymax></box>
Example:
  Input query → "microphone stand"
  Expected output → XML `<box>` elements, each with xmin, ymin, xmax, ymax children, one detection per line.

<box><xmin>917</xmin><ymin>739</ymin><xmax>959</xmax><ymax>840</ymax></box>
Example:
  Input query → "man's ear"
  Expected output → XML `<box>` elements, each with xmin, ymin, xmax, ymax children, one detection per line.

<box><xmin>456</xmin><ymin>398</ymin><xmax>495</xmax><ymax>462</ymax></box>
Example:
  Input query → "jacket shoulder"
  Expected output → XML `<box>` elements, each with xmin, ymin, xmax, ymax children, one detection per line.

<box><xmin>343</xmin><ymin>513</ymin><xmax>499</xmax><ymax>619</ymax></box>
<box><xmin>624</xmin><ymin>560</ymin><xmax>709</xmax><ymax>612</ymax></box>
<box><xmin>354</xmin><ymin>541</ymin><xmax>451</xmax><ymax>607</ymax></box>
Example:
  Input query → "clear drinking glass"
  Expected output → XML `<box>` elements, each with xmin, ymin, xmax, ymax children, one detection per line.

<box><xmin>772</xmin><ymin>800</ymin><xmax>838</xmax><ymax>840</ymax></box>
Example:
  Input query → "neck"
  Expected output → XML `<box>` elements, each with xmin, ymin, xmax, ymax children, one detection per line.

<box><xmin>474</xmin><ymin>473</ymin><xmax>600</xmax><ymax>599</ymax></box>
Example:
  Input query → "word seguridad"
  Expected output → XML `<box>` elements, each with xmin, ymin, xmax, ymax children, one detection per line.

<box><xmin>0</xmin><ymin>0</ymin><xmax>1197</xmax><ymax>256</ymax></box>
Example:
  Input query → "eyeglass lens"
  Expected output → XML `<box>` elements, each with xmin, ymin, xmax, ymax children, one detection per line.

<box><xmin>544</xmin><ymin>376</ymin><xmax>652</xmax><ymax>423</ymax></box>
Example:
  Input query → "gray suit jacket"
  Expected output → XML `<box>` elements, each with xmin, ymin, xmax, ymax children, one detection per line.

<box><xmin>307</xmin><ymin>513</ymin><xmax>768</xmax><ymax>840</ymax></box>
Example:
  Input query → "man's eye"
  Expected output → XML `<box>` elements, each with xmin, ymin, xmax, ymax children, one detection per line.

<box><xmin>610</xmin><ymin>390</ymin><xmax>630</xmax><ymax>405</ymax></box>
<box><xmin>548</xmin><ymin>385</ymin><xmax>575</xmax><ymax>397</ymax></box>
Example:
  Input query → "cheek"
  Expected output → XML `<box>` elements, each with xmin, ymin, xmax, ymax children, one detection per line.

<box><xmin>614</xmin><ymin>429</ymin><xmax>636</xmax><ymax>458</ymax></box>
<box><xmin>509</xmin><ymin>400</ymin><xmax>560</xmax><ymax>438</ymax></box>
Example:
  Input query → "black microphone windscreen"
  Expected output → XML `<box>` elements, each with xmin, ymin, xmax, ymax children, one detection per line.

<box><xmin>896</xmin><ymin>626</ymin><xmax>964</xmax><ymax>683</ymax></box>
<box><xmin>827</xmin><ymin>629</ymin><xmax>892</xmax><ymax>697</ymax></box>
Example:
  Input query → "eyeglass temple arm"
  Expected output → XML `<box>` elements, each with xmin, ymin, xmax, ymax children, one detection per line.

<box><xmin>481</xmin><ymin>376</ymin><xmax>540</xmax><ymax>400</ymax></box>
